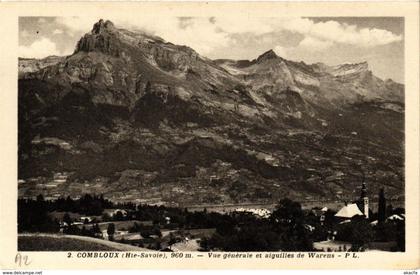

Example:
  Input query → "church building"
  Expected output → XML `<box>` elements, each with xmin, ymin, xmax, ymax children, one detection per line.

<box><xmin>335</xmin><ymin>182</ymin><xmax>369</xmax><ymax>220</ymax></box>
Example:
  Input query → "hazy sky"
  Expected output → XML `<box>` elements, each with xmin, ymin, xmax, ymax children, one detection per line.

<box><xmin>19</xmin><ymin>16</ymin><xmax>404</xmax><ymax>83</ymax></box>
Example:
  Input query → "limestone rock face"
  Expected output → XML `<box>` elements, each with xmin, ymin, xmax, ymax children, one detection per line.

<box><xmin>330</xmin><ymin>61</ymin><xmax>369</xmax><ymax>77</ymax></box>
<box><xmin>75</xmin><ymin>19</ymin><xmax>122</xmax><ymax>56</ymax></box>
<box><xmin>216</xmin><ymin>53</ymin><xmax>403</xmax><ymax>107</ymax></box>
<box><xmin>255</xmin><ymin>49</ymin><xmax>279</xmax><ymax>63</ymax></box>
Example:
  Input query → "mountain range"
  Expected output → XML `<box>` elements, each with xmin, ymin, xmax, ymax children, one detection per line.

<box><xmin>18</xmin><ymin>19</ymin><xmax>404</xmax><ymax>206</ymax></box>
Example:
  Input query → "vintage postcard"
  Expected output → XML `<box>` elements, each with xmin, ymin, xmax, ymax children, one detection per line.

<box><xmin>0</xmin><ymin>1</ymin><xmax>418</xmax><ymax>270</ymax></box>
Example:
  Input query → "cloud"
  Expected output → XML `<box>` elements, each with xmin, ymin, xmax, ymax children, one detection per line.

<box><xmin>55</xmin><ymin>17</ymin><xmax>98</xmax><ymax>35</ymax></box>
<box><xmin>298</xmin><ymin>36</ymin><xmax>334</xmax><ymax>51</ymax></box>
<box><xmin>273</xmin><ymin>35</ymin><xmax>334</xmax><ymax>62</ymax></box>
<box><xmin>280</xmin><ymin>18</ymin><xmax>402</xmax><ymax>47</ymax></box>
<box><xmin>52</xmin><ymin>29</ymin><xmax>64</xmax><ymax>35</ymax></box>
<box><xmin>273</xmin><ymin>46</ymin><xmax>289</xmax><ymax>58</ymax></box>
<box><xmin>20</xmin><ymin>29</ymin><xmax>30</xmax><ymax>38</ymax></box>
<box><xmin>274</xmin><ymin>36</ymin><xmax>334</xmax><ymax>61</ymax></box>
<box><xmin>213</xmin><ymin>17</ymin><xmax>274</xmax><ymax>35</ymax></box>
<box><xmin>178</xmin><ymin>17</ymin><xmax>194</xmax><ymax>29</ymax></box>
<box><xmin>19</xmin><ymin>37</ymin><xmax>61</xmax><ymax>58</ymax></box>
<box><xmin>54</xmin><ymin>16</ymin><xmax>402</xmax><ymax>56</ymax></box>
<box><xmin>116</xmin><ymin>17</ymin><xmax>232</xmax><ymax>55</ymax></box>
<box><xmin>118</xmin><ymin>16</ymin><xmax>233</xmax><ymax>55</ymax></box>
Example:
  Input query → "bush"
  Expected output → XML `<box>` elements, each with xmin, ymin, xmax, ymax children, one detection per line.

<box><xmin>336</xmin><ymin>216</ymin><xmax>374</xmax><ymax>251</ymax></box>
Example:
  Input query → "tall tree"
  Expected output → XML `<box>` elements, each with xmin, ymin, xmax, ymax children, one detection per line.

<box><xmin>378</xmin><ymin>188</ymin><xmax>387</xmax><ymax>223</ymax></box>
<box><xmin>107</xmin><ymin>223</ymin><xmax>115</xmax><ymax>241</ymax></box>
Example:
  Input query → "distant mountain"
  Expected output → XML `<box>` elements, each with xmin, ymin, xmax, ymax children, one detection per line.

<box><xmin>18</xmin><ymin>55</ymin><xmax>64</xmax><ymax>78</ymax></box>
<box><xmin>216</xmin><ymin>50</ymin><xmax>403</xmax><ymax>107</ymax></box>
<box><xmin>18</xmin><ymin>19</ymin><xmax>404</xmax><ymax>206</ymax></box>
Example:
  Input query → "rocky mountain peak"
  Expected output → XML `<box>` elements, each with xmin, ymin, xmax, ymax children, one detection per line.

<box><xmin>74</xmin><ymin>19</ymin><xmax>121</xmax><ymax>56</ymax></box>
<box><xmin>256</xmin><ymin>49</ymin><xmax>279</xmax><ymax>63</ymax></box>
<box><xmin>92</xmin><ymin>19</ymin><xmax>116</xmax><ymax>34</ymax></box>
<box><xmin>330</xmin><ymin>61</ymin><xmax>369</xmax><ymax>77</ymax></box>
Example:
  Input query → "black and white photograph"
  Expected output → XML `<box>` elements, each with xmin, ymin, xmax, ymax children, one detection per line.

<box><xmin>17</xmin><ymin>15</ymin><xmax>406</xmax><ymax>253</ymax></box>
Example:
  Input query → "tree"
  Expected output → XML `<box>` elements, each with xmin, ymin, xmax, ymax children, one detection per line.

<box><xmin>269</xmin><ymin>199</ymin><xmax>313</xmax><ymax>251</ymax></box>
<box><xmin>378</xmin><ymin>188</ymin><xmax>386</xmax><ymax>223</ymax></box>
<box><xmin>199</xmin><ymin>237</ymin><xmax>210</xmax><ymax>251</ymax></box>
<box><xmin>89</xmin><ymin>200</ymin><xmax>104</xmax><ymax>216</ymax></box>
<box><xmin>336</xmin><ymin>216</ymin><xmax>374</xmax><ymax>251</ymax></box>
<box><xmin>323</xmin><ymin>209</ymin><xmax>337</xmax><ymax>229</ymax></box>
<box><xmin>18</xmin><ymin>197</ymin><xmax>59</xmax><ymax>233</ymax></box>
<box><xmin>36</xmin><ymin>194</ymin><xmax>44</xmax><ymax>202</ymax></box>
<box><xmin>153</xmin><ymin>226</ymin><xmax>162</xmax><ymax>238</ymax></box>
<box><xmin>168</xmin><ymin>232</ymin><xmax>177</xmax><ymax>246</ymax></box>
<box><xmin>271</xmin><ymin>198</ymin><xmax>304</xmax><ymax>225</ymax></box>
<box><xmin>81</xmin><ymin>226</ymin><xmax>87</xmax><ymax>236</ymax></box>
<box><xmin>386</xmin><ymin>204</ymin><xmax>394</xmax><ymax>218</ymax></box>
<box><xmin>102</xmin><ymin>212</ymin><xmax>111</xmax><ymax>222</ymax></box>
<box><xmin>395</xmin><ymin>220</ymin><xmax>405</xmax><ymax>251</ymax></box>
<box><xmin>107</xmin><ymin>223</ymin><xmax>115</xmax><ymax>241</ymax></box>
<box><xmin>140</xmin><ymin>229</ymin><xmax>151</xmax><ymax>239</ymax></box>
<box><xmin>311</xmin><ymin>225</ymin><xmax>329</xmax><ymax>242</ymax></box>
<box><xmin>114</xmin><ymin>211</ymin><xmax>124</xmax><ymax>221</ymax></box>
<box><xmin>63</xmin><ymin>212</ymin><xmax>72</xmax><ymax>225</ymax></box>
<box><xmin>93</xmin><ymin>223</ymin><xmax>100</xmax><ymax>232</ymax></box>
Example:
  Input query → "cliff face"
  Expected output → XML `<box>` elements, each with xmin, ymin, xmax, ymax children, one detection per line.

<box><xmin>18</xmin><ymin>20</ymin><xmax>404</xmax><ymax>205</ymax></box>
<box><xmin>216</xmin><ymin>52</ymin><xmax>403</xmax><ymax>108</ymax></box>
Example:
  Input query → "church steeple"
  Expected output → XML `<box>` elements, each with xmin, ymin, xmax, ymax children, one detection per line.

<box><xmin>361</xmin><ymin>182</ymin><xmax>367</xmax><ymax>198</ymax></box>
<box><xmin>360</xmin><ymin>182</ymin><xmax>369</xmax><ymax>219</ymax></box>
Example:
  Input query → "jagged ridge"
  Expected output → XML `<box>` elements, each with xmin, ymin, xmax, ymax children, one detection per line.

<box><xmin>17</xmin><ymin>20</ymin><xmax>404</xmax><ymax>205</ymax></box>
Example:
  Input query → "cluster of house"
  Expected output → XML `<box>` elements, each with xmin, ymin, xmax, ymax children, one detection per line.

<box><xmin>59</xmin><ymin>208</ymin><xmax>129</xmax><ymax>227</ymax></box>
<box><xmin>233</xmin><ymin>207</ymin><xmax>271</xmax><ymax>218</ymax></box>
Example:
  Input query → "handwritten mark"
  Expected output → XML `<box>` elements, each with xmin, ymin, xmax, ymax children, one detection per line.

<box><xmin>15</xmin><ymin>253</ymin><xmax>31</xmax><ymax>267</ymax></box>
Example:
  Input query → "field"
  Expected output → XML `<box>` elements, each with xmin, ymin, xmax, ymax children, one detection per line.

<box><xmin>171</xmin><ymin>238</ymin><xmax>201</xmax><ymax>251</ymax></box>
<box><xmin>18</xmin><ymin>233</ymin><xmax>151</xmax><ymax>251</ymax></box>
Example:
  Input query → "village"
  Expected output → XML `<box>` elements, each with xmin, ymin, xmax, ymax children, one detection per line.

<box><xmin>18</xmin><ymin>180</ymin><xmax>405</xmax><ymax>252</ymax></box>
